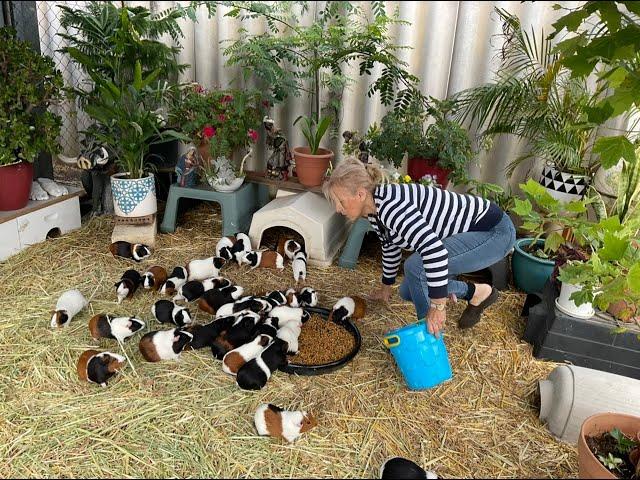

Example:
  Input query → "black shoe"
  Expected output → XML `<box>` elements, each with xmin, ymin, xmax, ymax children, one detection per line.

<box><xmin>458</xmin><ymin>287</ymin><xmax>500</xmax><ymax>329</ymax></box>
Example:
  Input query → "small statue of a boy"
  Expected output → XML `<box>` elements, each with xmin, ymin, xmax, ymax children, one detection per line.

<box><xmin>264</xmin><ymin>116</ymin><xmax>293</xmax><ymax>180</ymax></box>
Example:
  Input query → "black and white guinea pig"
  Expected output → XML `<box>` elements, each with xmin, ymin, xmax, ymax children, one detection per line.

<box><xmin>236</xmin><ymin>337</ymin><xmax>289</xmax><ymax>391</ymax></box>
<box><xmin>88</xmin><ymin>314</ymin><xmax>145</xmax><ymax>342</ymax></box>
<box><xmin>215</xmin><ymin>296</ymin><xmax>272</xmax><ymax>317</ymax></box>
<box><xmin>151</xmin><ymin>299</ymin><xmax>192</xmax><ymax>327</ymax></box>
<box><xmin>298</xmin><ymin>287</ymin><xmax>318</xmax><ymax>307</ymax></box>
<box><xmin>184</xmin><ymin>315</ymin><xmax>235</xmax><ymax>350</ymax></box>
<box><xmin>266</xmin><ymin>290</ymin><xmax>288</xmax><ymax>306</ymax></box>
<box><xmin>240</xmin><ymin>250</ymin><xmax>284</xmax><ymax>270</ymax></box>
<box><xmin>139</xmin><ymin>328</ymin><xmax>193</xmax><ymax>362</ymax></box>
<box><xmin>276</xmin><ymin>320</ymin><xmax>302</xmax><ymax>354</ymax></box>
<box><xmin>284</xmin><ymin>239</ymin><xmax>303</xmax><ymax>260</ymax></box>
<box><xmin>50</xmin><ymin>289</ymin><xmax>89</xmax><ymax>328</ymax></box>
<box><xmin>329</xmin><ymin>296</ymin><xmax>367</xmax><ymax>323</ymax></box>
<box><xmin>186</xmin><ymin>256</ymin><xmax>226</xmax><ymax>281</ymax></box>
<box><xmin>173</xmin><ymin>278</ymin><xmax>219</xmax><ymax>303</ymax></box>
<box><xmin>159</xmin><ymin>266</ymin><xmax>188</xmax><ymax>295</ymax></box>
<box><xmin>252</xmin><ymin>318</ymin><xmax>279</xmax><ymax>339</ymax></box>
<box><xmin>230</xmin><ymin>232</ymin><xmax>252</xmax><ymax>265</ymax></box>
<box><xmin>77</xmin><ymin>349</ymin><xmax>126</xmax><ymax>387</ymax></box>
<box><xmin>216</xmin><ymin>235</ymin><xmax>236</xmax><ymax>261</ymax></box>
<box><xmin>109</xmin><ymin>241</ymin><xmax>151</xmax><ymax>262</ymax></box>
<box><xmin>225</xmin><ymin>313</ymin><xmax>262</xmax><ymax>348</ymax></box>
<box><xmin>115</xmin><ymin>269</ymin><xmax>143</xmax><ymax>304</ymax></box>
<box><xmin>222</xmin><ymin>334</ymin><xmax>271</xmax><ymax>375</ymax></box>
<box><xmin>292</xmin><ymin>251</ymin><xmax>307</xmax><ymax>283</ymax></box>
<box><xmin>379</xmin><ymin>457</ymin><xmax>438</xmax><ymax>479</ymax></box>
<box><xmin>142</xmin><ymin>265</ymin><xmax>168</xmax><ymax>291</ymax></box>
<box><xmin>197</xmin><ymin>285</ymin><xmax>244</xmax><ymax>314</ymax></box>
<box><xmin>268</xmin><ymin>305</ymin><xmax>310</xmax><ymax>327</ymax></box>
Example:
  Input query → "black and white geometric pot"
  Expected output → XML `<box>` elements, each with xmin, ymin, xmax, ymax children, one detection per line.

<box><xmin>539</xmin><ymin>165</ymin><xmax>590</xmax><ymax>203</ymax></box>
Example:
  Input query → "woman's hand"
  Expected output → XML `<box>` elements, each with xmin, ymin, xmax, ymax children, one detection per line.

<box><xmin>367</xmin><ymin>284</ymin><xmax>392</xmax><ymax>304</ymax></box>
<box><xmin>426</xmin><ymin>303</ymin><xmax>447</xmax><ymax>338</ymax></box>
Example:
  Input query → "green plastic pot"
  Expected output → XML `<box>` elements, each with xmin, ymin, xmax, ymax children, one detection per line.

<box><xmin>512</xmin><ymin>238</ymin><xmax>555</xmax><ymax>295</ymax></box>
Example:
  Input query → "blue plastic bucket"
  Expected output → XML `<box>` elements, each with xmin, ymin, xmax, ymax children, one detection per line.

<box><xmin>383</xmin><ymin>321</ymin><xmax>453</xmax><ymax>390</ymax></box>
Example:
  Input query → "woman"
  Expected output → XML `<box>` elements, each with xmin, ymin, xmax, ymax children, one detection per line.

<box><xmin>323</xmin><ymin>158</ymin><xmax>516</xmax><ymax>337</ymax></box>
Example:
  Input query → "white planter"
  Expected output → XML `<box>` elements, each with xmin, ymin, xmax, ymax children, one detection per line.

<box><xmin>555</xmin><ymin>282</ymin><xmax>594</xmax><ymax>319</ymax></box>
<box><xmin>206</xmin><ymin>176</ymin><xmax>245</xmax><ymax>193</ymax></box>
<box><xmin>539</xmin><ymin>165</ymin><xmax>590</xmax><ymax>203</ymax></box>
<box><xmin>111</xmin><ymin>173</ymin><xmax>157</xmax><ymax>217</ymax></box>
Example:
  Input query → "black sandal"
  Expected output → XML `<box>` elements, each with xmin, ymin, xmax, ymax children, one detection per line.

<box><xmin>458</xmin><ymin>287</ymin><xmax>500</xmax><ymax>329</ymax></box>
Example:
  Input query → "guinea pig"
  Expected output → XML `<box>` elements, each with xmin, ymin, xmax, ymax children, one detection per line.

<box><xmin>329</xmin><ymin>296</ymin><xmax>367</xmax><ymax>323</ymax></box>
<box><xmin>254</xmin><ymin>403</ymin><xmax>317</xmax><ymax>443</ymax></box>
<box><xmin>197</xmin><ymin>285</ymin><xmax>245</xmax><ymax>314</ymax></box>
<box><xmin>265</xmin><ymin>290</ymin><xmax>288</xmax><ymax>306</ymax></box>
<box><xmin>50</xmin><ymin>289</ymin><xmax>88</xmax><ymax>328</ymax></box>
<box><xmin>88</xmin><ymin>314</ymin><xmax>145</xmax><ymax>342</ymax></box>
<box><xmin>151</xmin><ymin>299</ymin><xmax>192</xmax><ymax>327</ymax></box>
<box><xmin>298</xmin><ymin>287</ymin><xmax>318</xmax><ymax>307</ymax></box>
<box><xmin>184</xmin><ymin>315</ymin><xmax>235</xmax><ymax>350</ymax></box>
<box><xmin>284</xmin><ymin>240</ymin><xmax>302</xmax><ymax>260</ymax></box>
<box><xmin>240</xmin><ymin>250</ymin><xmax>284</xmax><ymax>270</ymax></box>
<box><xmin>139</xmin><ymin>328</ymin><xmax>193</xmax><ymax>362</ymax></box>
<box><xmin>223</xmin><ymin>313</ymin><xmax>262</xmax><ymax>348</ymax></box>
<box><xmin>159</xmin><ymin>266</ymin><xmax>188</xmax><ymax>295</ymax></box>
<box><xmin>115</xmin><ymin>269</ymin><xmax>143</xmax><ymax>304</ymax></box>
<box><xmin>285</xmin><ymin>288</ymin><xmax>301</xmax><ymax>308</ymax></box>
<box><xmin>109</xmin><ymin>241</ymin><xmax>151</xmax><ymax>262</ymax></box>
<box><xmin>268</xmin><ymin>306</ymin><xmax>310</xmax><ymax>327</ymax></box>
<box><xmin>379</xmin><ymin>457</ymin><xmax>438</xmax><ymax>479</ymax></box>
<box><xmin>252</xmin><ymin>319</ymin><xmax>279</xmax><ymax>339</ymax></box>
<box><xmin>236</xmin><ymin>337</ymin><xmax>289</xmax><ymax>391</ymax></box>
<box><xmin>173</xmin><ymin>278</ymin><xmax>219</xmax><ymax>303</ymax></box>
<box><xmin>186</xmin><ymin>256</ymin><xmax>226</xmax><ymax>281</ymax></box>
<box><xmin>216</xmin><ymin>296</ymin><xmax>272</xmax><ymax>318</ymax></box>
<box><xmin>292</xmin><ymin>251</ymin><xmax>307</xmax><ymax>283</ymax></box>
<box><xmin>77</xmin><ymin>349</ymin><xmax>126</xmax><ymax>387</ymax></box>
<box><xmin>276</xmin><ymin>321</ymin><xmax>302</xmax><ymax>355</ymax></box>
<box><xmin>222</xmin><ymin>334</ymin><xmax>271</xmax><ymax>375</ymax></box>
<box><xmin>230</xmin><ymin>232</ymin><xmax>252</xmax><ymax>266</ymax></box>
<box><xmin>142</xmin><ymin>265</ymin><xmax>168</xmax><ymax>291</ymax></box>
<box><xmin>216</xmin><ymin>235</ymin><xmax>236</xmax><ymax>260</ymax></box>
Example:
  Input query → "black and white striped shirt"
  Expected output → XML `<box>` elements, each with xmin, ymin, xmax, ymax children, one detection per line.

<box><xmin>368</xmin><ymin>183</ymin><xmax>502</xmax><ymax>299</ymax></box>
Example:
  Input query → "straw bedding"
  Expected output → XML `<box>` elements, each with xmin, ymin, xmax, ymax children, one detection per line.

<box><xmin>0</xmin><ymin>202</ymin><xmax>577</xmax><ymax>478</ymax></box>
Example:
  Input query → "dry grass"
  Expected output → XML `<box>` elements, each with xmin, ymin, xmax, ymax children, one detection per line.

<box><xmin>0</xmin><ymin>202</ymin><xmax>577</xmax><ymax>478</ymax></box>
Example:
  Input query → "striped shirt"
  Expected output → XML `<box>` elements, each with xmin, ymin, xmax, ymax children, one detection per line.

<box><xmin>368</xmin><ymin>183</ymin><xmax>502</xmax><ymax>299</ymax></box>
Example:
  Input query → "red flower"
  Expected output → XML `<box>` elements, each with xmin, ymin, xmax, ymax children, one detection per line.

<box><xmin>262</xmin><ymin>99</ymin><xmax>271</xmax><ymax>108</ymax></box>
<box><xmin>193</xmin><ymin>84</ymin><xmax>205</xmax><ymax>94</ymax></box>
<box><xmin>218</xmin><ymin>114</ymin><xmax>226</xmax><ymax>123</ymax></box>
<box><xmin>247</xmin><ymin>129</ymin><xmax>259</xmax><ymax>143</ymax></box>
<box><xmin>203</xmin><ymin>125</ymin><xmax>216</xmax><ymax>139</ymax></box>
<box><xmin>221</xmin><ymin>94</ymin><xmax>234</xmax><ymax>104</ymax></box>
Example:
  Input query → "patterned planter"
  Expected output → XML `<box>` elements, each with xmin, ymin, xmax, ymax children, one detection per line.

<box><xmin>110</xmin><ymin>173</ymin><xmax>157</xmax><ymax>218</ymax></box>
<box><xmin>539</xmin><ymin>165</ymin><xmax>589</xmax><ymax>203</ymax></box>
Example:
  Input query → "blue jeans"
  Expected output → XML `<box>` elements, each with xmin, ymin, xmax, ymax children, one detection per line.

<box><xmin>398</xmin><ymin>212</ymin><xmax>516</xmax><ymax>319</ymax></box>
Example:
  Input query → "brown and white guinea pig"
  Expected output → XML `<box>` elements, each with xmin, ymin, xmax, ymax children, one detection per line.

<box><xmin>379</xmin><ymin>457</ymin><xmax>438</xmax><ymax>479</ymax></box>
<box><xmin>142</xmin><ymin>265</ymin><xmax>168</xmax><ymax>291</ymax></box>
<box><xmin>230</xmin><ymin>232</ymin><xmax>252</xmax><ymax>266</ymax></box>
<box><xmin>268</xmin><ymin>305</ymin><xmax>310</xmax><ymax>327</ymax></box>
<box><xmin>298</xmin><ymin>287</ymin><xmax>318</xmax><ymax>307</ymax></box>
<box><xmin>159</xmin><ymin>266</ymin><xmax>188</xmax><ymax>295</ymax></box>
<box><xmin>216</xmin><ymin>235</ymin><xmax>236</xmax><ymax>261</ymax></box>
<box><xmin>292</xmin><ymin>250</ymin><xmax>307</xmax><ymax>283</ymax></box>
<box><xmin>109</xmin><ymin>241</ymin><xmax>151</xmax><ymax>262</ymax></box>
<box><xmin>88</xmin><ymin>314</ymin><xmax>145</xmax><ymax>342</ymax></box>
<box><xmin>285</xmin><ymin>288</ymin><xmax>301</xmax><ymax>308</ymax></box>
<box><xmin>151</xmin><ymin>299</ymin><xmax>192</xmax><ymax>327</ymax></box>
<box><xmin>197</xmin><ymin>285</ymin><xmax>245</xmax><ymax>314</ymax></box>
<box><xmin>216</xmin><ymin>296</ymin><xmax>272</xmax><ymax>318</ymax></box>
<box><xmin>222</xmin><ymin>334</ymin><xmax>271</xmax><ymax>375</ymax></box>
<box><xmin>115</xmin><ymin>269</ymin><xmax>143</xmax><ymax>304</ymax></box>
<box><xmin>138</xmin><ymin>328</ymin><xmax>193</xmax><ymax>362</ymax></box>
<box><xmin>173</xmin><ymin>277</ymin><xmax>220</xmax><ymax>303</ymax></box>
<box><xmin>186</xmin><ymin>256</ymin><xmax>226</xmax><ymax>281</ymax></box>
<box><xmin>240</xmin><ymin>250</ymin><xmax>285</xmax><ymax>270</ymax></box>
<box><xmin>50</xmin><ymin>289</ymin><xmax>89</xmax><ymax>328</ymax></box>
<box><xmin>329</xmin><ymin>296</ymin><xmax>367</xmax><ymax>324</ymax></box>
<box><xmin>254</xmin><ymin>403</ymin><xmax>317</xmax><ymax>443</ymax></box>
<box><xmin>236</xmin><ymin>337</ymin><xmax>289</xmax><ymax>390</ymax></box>
<box><xmin>184</xmin><ymin>315</ymin><xmax>235</xmax><ymax>351</ymax></box>
<box><xmin>77</xmin><ymin>349</ymin><xmax>126</xmax><ymax>387</ymax></box>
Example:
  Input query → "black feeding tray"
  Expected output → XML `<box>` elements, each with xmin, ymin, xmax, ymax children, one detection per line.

<box><xmin>280</xmin><ymin>306</ymin><xmax>362</xmax><ymax>376</ymax></box>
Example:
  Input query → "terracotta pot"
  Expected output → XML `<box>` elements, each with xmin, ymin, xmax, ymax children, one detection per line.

<box><xmin>578</xmin><ymin>412</ymin><xmax>640</xmax><ymax>479</ymax></box>
<box><xmin>0</xmin><ymin>161</ymin><xmax>34</xmax><ymax>211</ymax></box>
<box><xmin>407</xmin><ymin>157</ymin><xmax>451</xmax><ymax>189</ymax></box>
<box><xmin>292</xmin><ymin>146</ymin><xmax>334</xmax><ymax>188</ymax></box>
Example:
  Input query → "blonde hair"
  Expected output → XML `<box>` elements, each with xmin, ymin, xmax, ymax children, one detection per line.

<box><xmin>322</xmin><ymin>156</ymin><xmax>387</xmax><ymax>206</ymax></box>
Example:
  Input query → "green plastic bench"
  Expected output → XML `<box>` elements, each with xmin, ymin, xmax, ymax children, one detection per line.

<box><xmin>338</xmin><ymin>217</ymin><xmax>373</xmax><ymax>269</ymax></box>
<box><xmin>160</xmin><ymin>182</ymin><xmax>270</xmax><ymax>236</ymax></box>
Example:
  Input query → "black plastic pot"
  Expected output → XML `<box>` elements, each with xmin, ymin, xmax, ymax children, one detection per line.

<box><xmin>280</xmin><ymin>306</ymin><xmax>362</xmax><ymax>376</ymax></box>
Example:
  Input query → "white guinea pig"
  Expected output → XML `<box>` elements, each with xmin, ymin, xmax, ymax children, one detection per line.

<box><xmin>50</xmin><ymin>289</ymin><xmax>88</xmax><ymax>328</ymax></box>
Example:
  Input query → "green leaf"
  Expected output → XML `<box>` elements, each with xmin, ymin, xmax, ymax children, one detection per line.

<box><xmin>552</xmin><ymin>9</ymin><xmax>589</xmax><ymax>32</ymax></box>
<box><xmin>133</xmin><ymin>60</ymin><xmax>143</xmax><ymax>90</ymax></box>
<box><xmin>599</xmin><ymin>232</ymin><xmax>629</xmax><ymax>262</ymax></box>
<box><xmin>628</xmin><ymin>263</ymin><xmax>640</xmax><ymax>294</ymax></box>
<box><xmin>598</xmin><ymin>215</ymin><xmax>622</xmax><ymax>233</ymax></box>
<box><xmin>611</xmin><ymin>326</ymin><xmax>628</xmax><ymax>335</ymax></box>
<box><xmin>593</xmin><ymin>136</ymin><xmax>636</xmax><ymax>169</ymax></box>
<box><xmin>512</xmin><ymin>198</ymin><xmax>532</xmax><ymax>217</ymax></box>
<box><xmin>607</xmin><ymin>67</ymin><xmax>628</xmax><ymax>89</ymax></box>
<box><xmin>545</xmin><ymin>232</ymin><xmax>565</xmax><ymax>253</ymax></box>
<box><xmin>566</xmin><ymin>201</ymin><xmax>587</xmax><ymax>213</ymax></box>
<box><xmin>562</xmin><ymin>55</ymin><xmax>597</xmax><ymax>77</ymax></box>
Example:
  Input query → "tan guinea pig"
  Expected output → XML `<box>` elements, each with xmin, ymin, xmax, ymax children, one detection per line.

<box><xmin>77</xmin><ymin>349</ymin><xmax>126</xmax><ymax>387</ymax></box>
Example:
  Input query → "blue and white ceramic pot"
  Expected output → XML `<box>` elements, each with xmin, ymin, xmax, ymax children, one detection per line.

<box><xmin>110</xmin><ymin>173</ymin><xmax>157</xmax><ymax>217</ymax></box>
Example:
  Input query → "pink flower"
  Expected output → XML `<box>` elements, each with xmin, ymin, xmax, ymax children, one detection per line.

<box><xmin>193</xmin><ymin>84</ymin><xmax>205</xmax><ymax>94</ymax></box>
<box><xmin>203</xmin><ymin>125</ymin><xmax>216</xmax><ymax>139</ymax></box>
<box><xmin>218</xmin><ymin>114</ymin><xmax>226</xmax><ymax>123</ymax></box>
<box><xmin>247</xmin><ymin>129</ymin><xmax>259</xmax><ymax>143</ymax></box>
<box><xmin>221</xmin><ymin>94</ymin><xmax>234</xmax><ymax>104</ymax></box>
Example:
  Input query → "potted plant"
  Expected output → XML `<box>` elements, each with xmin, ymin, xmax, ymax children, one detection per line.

<box><xmin>0</xmin><ymin>27</ymin><xmax>63</xmax><ymax>211</ymax></box>
<box><xmin>578</xmin><ymin>413</ymin><xmax>640</xmax><ymax>479</ymax></box>
<box><xmin>292</xmin><ymin>115</ymin><xmax>334</xmax><ymax>187</ymax></box>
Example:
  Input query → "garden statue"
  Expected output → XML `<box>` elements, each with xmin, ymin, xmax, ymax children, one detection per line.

<box><xmin>175</xmin><ymin>147</ymin><xmax>200</xmax><ymax>188</ymax></box>
<box><xmin>264</xmin><ymin>115</ymin><xmax>293</xmax><ymax>180</ymax></box>
<box><xmin>342</xmin><ymin>130</ymin><xmax>370</xmax><ymax>164</ymax></box>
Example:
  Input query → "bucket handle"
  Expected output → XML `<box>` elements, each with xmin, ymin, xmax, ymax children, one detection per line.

<box><xmin>383</xmin><ymin>335</ymin><xmax>400</xmax><ymax>349</ymax></box>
